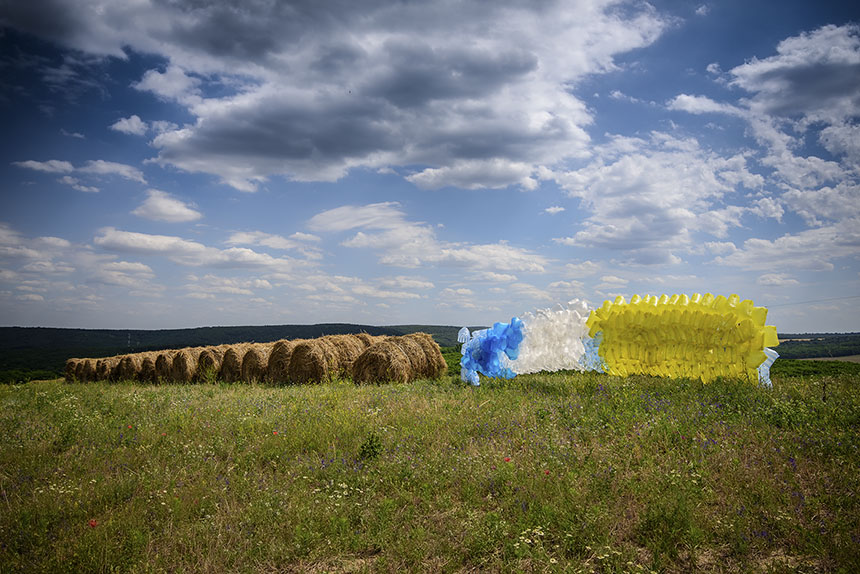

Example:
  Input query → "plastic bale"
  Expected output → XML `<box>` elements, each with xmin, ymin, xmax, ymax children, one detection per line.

<box><xmin>241</xmin><ymin>343</ymin><xmax>273</xmax><ymax>383</ymax></box>
<box><xmin>352</xmin><ymin>339</ymin><xmax>414</xmax><ymax>384</ymax></box>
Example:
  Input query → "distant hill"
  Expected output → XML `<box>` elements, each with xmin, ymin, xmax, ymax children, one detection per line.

<box><xmin>0</xmin><ymin>324</ymin><xmax>482</xmax><ymax>383</ymax></box>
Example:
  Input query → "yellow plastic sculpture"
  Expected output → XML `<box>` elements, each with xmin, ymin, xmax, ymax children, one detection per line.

<box><xmin>585</xmin><ymin>293</ymin><xmax>779</xmax><ymax>383</ymax></box>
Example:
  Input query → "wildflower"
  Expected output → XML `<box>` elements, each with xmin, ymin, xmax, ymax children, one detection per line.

<box><xmin>88</xmin><ymin>519</ymin><xmax>98</xmax><ymax>528</ymax></box>
<box><xmin>273</xmin><ymin>431</ymin><xmax>278</xmax><ymax>435</ymax></box>
<box><xmin>128</xmin><ymin>425</ymin><xmax>132</xmax><ymax>429</ymax></box>
<box><xmin>545</xmin><ymin>469</ymin><xmax>550</xmax><ymax>475</ymax></box>
<box><xmin>504</xmin><ymin>457</ymin><xmax>511</xmax><ymax>462</ymax></box>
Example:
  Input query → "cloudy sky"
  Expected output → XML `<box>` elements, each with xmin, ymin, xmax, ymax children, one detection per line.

<box><xmin>1</xmin><ymin>0</ymin><xmax>858</xmax><ymax>332</ymax></box>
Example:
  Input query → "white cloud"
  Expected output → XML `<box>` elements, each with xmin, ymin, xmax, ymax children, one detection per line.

<box><xmin>550</xmin><ymin>133</ymin><xmax>762</xmax><ymax>263</ymax></box>
<box><xmin>60</xmin><ymin>128</ymin><xmax>85</xmax><ymax>139</ymax></box>
<box><xmin>667</xmin><ymin>94</ymin><xmax>743</xmax><ymax>116</ymax></box>
<box><xmin>4</xmin><ymin>1</ymin><xmax>672</xmax><ymax>191</ymax></box>
<box><xmin>564</xmin><ymin>260</ymin><xmax>600</xmax><ymax>277</ymax></box>
<box><xmin>132</xmin><ymin>189</ymin><xmax>202</xmax><ymax>223</ymax></box>
<box><xmin>226</xmin><ymin>230</ymin><xmax>322</xmax><ymax>260</ymax></box>
<box><xmin>134</xmin><ymin>65</ymin><xmax>201</xmax><ymax>104</ymax></box>
<box><xmin>757</xmin><ymin>273</ymin><xmax>799</xmax><ymax>287</ymax></box>
<box><xmin>80</xmin><ymin>160</ymin><xmax>146</xmax><ymax>183</ymax></box>
<box><xmin>379</xmin><ymin>276</ymin><xmax>435</xmax><ymax>290</ymax></box>
<box><xmin>714</xmin><ymin>218</ymin><xmax>860</xmax><ymax>272</ymax></box>
<box><xmin>544</xmin><ymin>206</ymin><xmax>565</xmax><ymax>215</ymax></box>
<box><xmin>312</xmin><ymin>202</ymin><xmax>548</xmax><ymax>272</ymax></box>
<box><xmin>13</xmin><ymin>159</ymin><xmax>74</xmax><ymax>173</ymax></box>
<box><xmin>57</xmin><ymin>176</ymin><xmax>99</xmax><ymax>193</ymax></box>
<box><xmin>110</xmin><ymin>115</ymin><xmax>148</xmax><ymax>136</ymax></box>
<box><xmin>93</xmin><ymin>227</ymin><xmax>307</xmax><ymax>272</ymax></box>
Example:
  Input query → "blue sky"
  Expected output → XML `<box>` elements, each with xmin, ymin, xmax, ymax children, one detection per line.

<box><xmin>1</xmin><ymin>0</ymin><xmax>858</xmax><ymax>332</ymax></box>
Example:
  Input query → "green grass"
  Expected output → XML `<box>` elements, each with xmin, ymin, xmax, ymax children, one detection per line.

<box><xmin>2</xmin><ymin>369</ymin><xmax>859</xmax><ymax>573</ymax></box>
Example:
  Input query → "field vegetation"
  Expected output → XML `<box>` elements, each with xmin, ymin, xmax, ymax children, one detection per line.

<box><xmin>1</xmin><ymin>359</ymin><xmax>858</xmax><ymax>573</ymax></box>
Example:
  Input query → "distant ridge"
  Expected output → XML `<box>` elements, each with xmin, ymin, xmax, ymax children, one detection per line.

<box><xmin>0</xmin><ymin>324</ymin><xmax>483</xmax><ymax>382</ymax></box>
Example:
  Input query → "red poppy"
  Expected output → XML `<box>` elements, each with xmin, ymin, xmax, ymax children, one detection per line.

<box><xmin>273</xmin><ymin>431</ymin><xmax>278</xmax><ymax>435</ymax></box>
<box><xmin>504</xmin><ymin>457</ymin><xmax>511</xmax><ymax>462</ymax></box>
<box><xmin>127</xmin><ymin>425</ymin><xmax>132</xmax><ymax>429</ymax></box>
<box><xmin>544</xmin><ymin>470</ymin><xmax>550</xmax><ymax>475</ymax></box>
<box><xmin>88</xmin><ymin>519</ymin><xmax>98</xmax><ymax>528</ymax></box>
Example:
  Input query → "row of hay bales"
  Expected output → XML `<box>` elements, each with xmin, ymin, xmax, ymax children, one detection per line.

<box><xmin>64</xmin><ymin>333</ymin><xmax>448</xmax><ymax>385</ymax></box>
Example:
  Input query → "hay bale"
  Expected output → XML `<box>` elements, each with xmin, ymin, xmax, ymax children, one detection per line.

<box><xmin>266</xmin><ymin>339</ymin><xmax>297</xmax><ymax>384</ymax></box>
<box><xmin>323</xmin><ymin>334</ymin><xmax>366</xmax><ymax>378</ymax></box>
<box><xmin>65</xmin><ymin>359</ymin><xmax>80</xmax><ymax>382</ymax></box>
<box><xmin>395</xmin><ymin>335</ymin><xmax>428</xmax><ymax>377</ymax></box>
<box><xmin>139</xmin><ymin>353</ymin><xmax>158</xmax><ymax>382</ymax></box>
<box><xmin>172</xmin><ymin>347</ymin><xmax>203</xmax><ymax>383</ymax></box>
<box><xmin>79</xmin><ymin>358</ymin><xmax>97</xmax><ymax>382</ymax></box>
<box><xmin>352</xmin><ymin>338</ymin><xmax>413</xmax><ymax>384</ymax></box>
<box><xmin>287</xmin><ymin>338</ymin><xmax>340</xmax><ymax>384</ymax></box>
<box><xmin>407</xmin><ymin>332</ymin><xmax>448</xmax><ymax>379</ymax></box>
<box><xmin>155</xmin><ymin>350</ymin><xmax>177</xmax><ymax>382</ymax></box>
<box><xmin>73</xmin><ymin>360</ymin><xmax>87</xmax><ymax>382</ymax></box>
<box><xmin>95</xmin><ymin>356</ymin><xmax>121</xmax><ymax>381</ymax></box>
<box><xmin>221</xmin><ymin>344</ymin><xmax>253</xmax><ymax>382</ymax></box>
<box><xmin>115</xmin><ymin>354</ymin><xmax>144</xmax><ymax>381</ymax></box>
<box><xmin>196</xmin><ymin>345</ymin><xmax>227</xmax><ymax>382</ymax></box>
<box><xmin>354</xmin><ymin>332</ymin><xmax>385</xmax><ymax>348</ymax></box>
<box><xmin>241</xmin><ymin>343</ymin><xmax>273</xmax><ymax>383</ymax></box>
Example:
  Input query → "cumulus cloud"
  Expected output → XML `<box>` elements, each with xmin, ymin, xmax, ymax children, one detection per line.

<box><xmin>757</xmin><ymin>273</ymin><xmax>799</xmax><ymax>287</ymax></box>
<box><xmin>714</xmin><ymin>218</ymin><xmax>860</xmax><ymax>272</ymax></box>
<box><xmin>14</xmin><ymin>158</ymin><xmax>146</xmax><ymax>184</ymax></box>
<box><xmin>550</xmin><ymin>133</ymin><xmax>766</xmax><ymax>264</ymax></box>
<box><xmin>110</xmin><ymin>114</ymin><xmax>148</xmax><ymax>136</ymax></box>
<box><xmin>132</xmin><ymin>189</ymin><xmax>202</xmax><ymax>223</ymax></box>
<box><xmin>2</xmin><ymin>0</ymin><xmax>672</xmax><ymax>191</ymax></box>
<box><xmin>311</xmin><ymin>202</ymin><xmax>548</xmax><ymax>272</ymax></box>
<box><xmin>544</xmin><ymin>206</ymin><xmax>565</xmax><ymax>215</ymax></box>
<box><xmin>93</xmin><ymin>227</ymin><xmax>308</xmax><ymax>272</ymax></box>
<box><xmin>57</xmin><ymin>176</ymin><xmax>99</xmax><ymax>193</ymax></box>
<box><xmin>13</xmin><ymin>159</ymin><xmax>74</xmax><ymax>173</ymax></box>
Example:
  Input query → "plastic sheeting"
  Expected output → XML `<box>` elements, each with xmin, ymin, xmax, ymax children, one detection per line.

<box><xmin>585</xmin><ymin>293</ymin><xmax>780</xmax><ymax>384</ymax></box>
<box><xmin>460</xmin><ymin>293</ymin><xmax>780</xmax><ymax>387</ymax></box>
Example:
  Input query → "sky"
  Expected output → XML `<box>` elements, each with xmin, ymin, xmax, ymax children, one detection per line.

<box><xmin>1</xmin><ymin>0</ymin><xmax>858</xmax><ymax>333</ymax></box>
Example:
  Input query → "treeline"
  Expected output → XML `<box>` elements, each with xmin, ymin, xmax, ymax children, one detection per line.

<box><xmin>0</xmin><ymin>324</ymin><xmax>479</xmax><ymax>383</ymax></box>
<box><xmin>776</xmin><ymin>333</ymin><xmax>860</xmax><ymax>359</ymax></box>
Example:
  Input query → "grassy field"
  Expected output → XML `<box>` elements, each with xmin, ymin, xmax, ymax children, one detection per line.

<box><xmin>1</xmin><ymin>365</ymin><xmax>859</xmax><ymax>573</ymax></box>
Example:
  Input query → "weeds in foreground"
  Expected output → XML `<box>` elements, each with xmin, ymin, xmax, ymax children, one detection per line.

<box><xmin>1</xmin><ymin>371</ymin><xmax>858</xmax><ymax>573</ymax></box>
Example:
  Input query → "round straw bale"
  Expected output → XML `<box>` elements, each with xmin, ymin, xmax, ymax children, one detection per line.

<box><xmin>352</xmin><ymin>339</ymin><xmax>413</xmax><ymax>384</ymax></box>
<box><xmin>266</xmin><ymin>339</ymin><xmax>297</xmax><ymax>384</ymax></box>
<box><xmin>139</xmin><ymin>353</ymin><xmax>158</xmax><ymax>383</ymax></box>
<box><xmin>73</xmin><ymin>360</ymin><xmax>86</xmax><ymax>382</ymax></box>
<box><xmin>287</xmin><ymin>338</ymin><xmax>339</xmax><ymax>384</ymax></box>
<box><xmin>79</xmin><ymin>358</ymin><xmax>97</xmax><ymax>382</ymax></box>
<box><xmin>221</xmin><ymin>344</ymin><xmax>253</xmax><ymax>382</ymax></box>
<box><xmin>155</xmin><ymin>350</ymin><xmax>177</xmax><ymax>382</ymax></box>
<box><xmin>65</xmin><ymin>359</ymin><xmax>80</xmax><ymax>382</ymax></box>
<box><xmin>115</xmin><ymin>354</ymin><xmax>144</xmax><ymax>381</ymax></box>
<box><xmin>322</xmin><ymin>334</ymin><xmax>366</xmax><ymax>378</ymax></box>
<box><xmin>172</xmin><ymin>347</ymin><xmax>203</xmax><ymax>383</ymax></box>
<box><xmin>196</xmin><ymin>345</ymin><xmax>227</xmax><ymax>382</ymax></box>
<box><xmin>354</xmin><ymin>332</ymin><xmax>385</xmax><ymax>348</ymax></box>
<box><xmin>96</xmin><ymin>356</ymin><xmax>121</xmax><ymax>381</ymax></box>
<box><xmin>394</xmin><ymin>335</ymin><xmax>428</xmax><ymax>376</ymax></box>
<box><xmin>406</xmin><ymin>332</ymin><xmax>448</xmax><ymax>379</ymax></box>
<box><xmin>241</xmin><ymin>343</ymin><xmax>274</xmax><ymax>383</ymax></box>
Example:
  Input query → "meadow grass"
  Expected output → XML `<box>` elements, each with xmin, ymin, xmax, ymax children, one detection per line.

<box><xmin>1</xmin><ymin>369</ymin><xmax>858</xmax><ymax>573</ymax></box>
